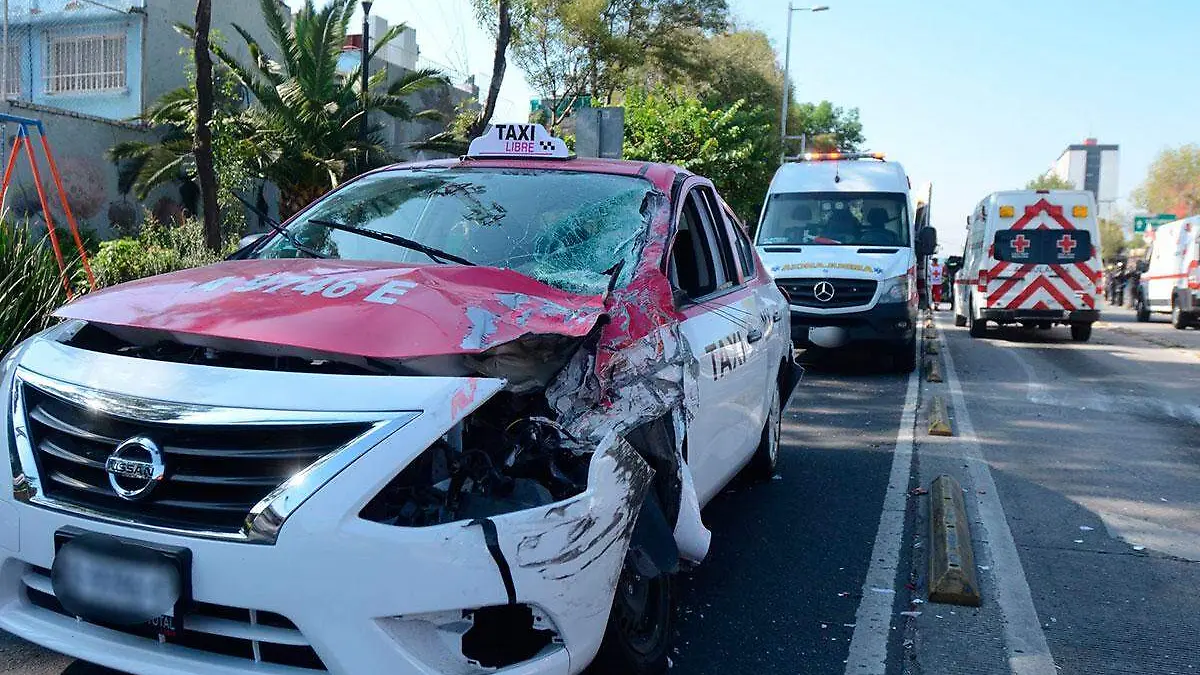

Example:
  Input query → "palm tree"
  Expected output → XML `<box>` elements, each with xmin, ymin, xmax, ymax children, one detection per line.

<box><xmin>112</xmin><ymin>0</ymin><xmax>448</xmax><ymax>218</ymax></box>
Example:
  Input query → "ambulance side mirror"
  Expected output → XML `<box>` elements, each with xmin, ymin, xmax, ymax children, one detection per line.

<box><xmin>1137</xmin><ymin>260</ymin><xmax>1149</xmax><ymax>273</ymax></box>
<box><xmin>917</xmin><ymin>226</ymin><xmax>938</xmax><ymax>256</ymax></box>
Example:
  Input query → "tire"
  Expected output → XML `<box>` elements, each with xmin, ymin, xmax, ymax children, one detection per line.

<box><xmin>746</xmin><ymin>382</ymin><xmax>781</xmax><ymax>480</ymax></box>
<box><xmin>891</xmin><ymin>336</ymin><xmax>917</xmax><ymax>374</ymax></box>
<box><xmin>1070</xmin><ymin>322</ymin><xmax>1092</xmax><ymax>342</ymax></box>
<box><xmin>1172</xmin><ymin>302</ymin><xmax>1189</xmax><ymax>330</ymax></box>
<box><xmin>954</xmin><ymin>313</ymin><xmax>967</xmax><ymax>327</ymax></box>
<box><xmin>968</xmin><ymin>298</ymin><xmax>987</xmax><ymax>338</ymax></box>
<box><xmin>589</xmin><ymin>560</ymin><xmax>674</xmax><ymax>675</ymax></box>
<box><xmin>1136</xmin><ymin>296</ymin><xmax>1150</xmax><ymax>322</ymax></box>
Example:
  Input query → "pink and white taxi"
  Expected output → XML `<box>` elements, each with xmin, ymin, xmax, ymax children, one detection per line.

<box><xmin>0</xmin><ymin>125</ymin><xmax>797</xmax><ymax>675</ymax></box>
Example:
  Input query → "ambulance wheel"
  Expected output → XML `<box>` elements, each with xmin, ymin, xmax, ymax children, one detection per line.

<box><xmin>891</xmin><ymin>337</ymin><xmax>917</xmax><ymax>374</ymax></box>
<box><xmin>590</xmin><ymin>553</ymin><xmax>673</xmax><ymax>675</ymax></box>
<box><xmin>1070</xmin><ymin>322</ymin><xmax>1093</xmax><ymax>342</ymax></box>
<box><xmin>967</xmin><ymin>301</ymin><xmax>987</xmax><ymax>338</ymax></box>
<box><xmin>1135</xmin><ymin>297</ymin><xmax>1150</xmax><ymax>322</ymax></box>
<box><xmin>954</xmin><ymin>314</ymin><xmax>967</xmax><ymax>327</ymax></box>
<box><xmin>1172</xmin><ymin>304</ymin><xmax>1190</xmax><ymax>330</ymax></box>
<box><xmin>747</xmin><ymin>382</ymin><xmax>781</xmax><ymax>480</ymax></box>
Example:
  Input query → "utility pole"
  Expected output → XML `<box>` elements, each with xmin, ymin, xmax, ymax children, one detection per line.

<box><xmin>780</xmin><ymin>4</ymin><xmax>830</xmax><ymax>162</ymax></box>
<box><xmin>193</xmin><ymin>0</ymin><xmax>220</xmax><ymax>251</ymax></box>
<box><xmin>359</xmin><ymin>0</ymin><xmax>373</xmax><ymax>170</ymax></box>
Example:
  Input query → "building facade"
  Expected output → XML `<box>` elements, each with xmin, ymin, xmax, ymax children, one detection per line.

<box><xmin>1049</xmin><ymin>138</ymin><xmax>1119</xmax><ymax>219</ymax></box>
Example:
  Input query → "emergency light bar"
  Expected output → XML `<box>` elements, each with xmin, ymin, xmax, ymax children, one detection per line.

<box><xmin>794</xmin><ymin>151</ymin><xmax>886</xmax><ymax>162</ymax></box>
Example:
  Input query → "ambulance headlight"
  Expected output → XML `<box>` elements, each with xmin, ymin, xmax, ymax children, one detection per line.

<box><xmin>879</xmin><ymin>274</ymin><xmax>910</xmax><ymax>303</ymax></box>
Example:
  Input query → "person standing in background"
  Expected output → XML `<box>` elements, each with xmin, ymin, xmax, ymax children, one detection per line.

<box><xmin>929</xmin><ymin>257</ymin><xmax>945</xmax><ymax>310</ymax></box>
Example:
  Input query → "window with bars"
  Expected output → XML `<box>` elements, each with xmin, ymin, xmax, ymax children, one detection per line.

<box><xmin>3</xmin><ymin>44</ymin><xmax>20</xmax><ymax>96</ymax></box>
<box><xmin>45</xmin><ymin>33</ymin><xmax>126</xmax><ymax>94</ymax></box>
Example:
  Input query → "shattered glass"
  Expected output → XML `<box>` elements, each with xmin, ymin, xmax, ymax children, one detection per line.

<box><xmin>255</xmin><ymin>168</ymin><xmax>656</xmax><ymax>296</ymax></box>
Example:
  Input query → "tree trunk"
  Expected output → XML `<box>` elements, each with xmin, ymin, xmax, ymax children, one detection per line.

<box><xmin>471</xmin><ymin>0</ymin><xmax>511</xmax><ymax>137</ymax></box>
<box><xmin>193</xmin><ymin>0</ymin><xmax>221</xmax><ymax>252</ymax></box>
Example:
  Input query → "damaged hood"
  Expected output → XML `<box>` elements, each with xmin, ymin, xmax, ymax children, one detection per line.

<box><xmin>55</xmin><ymin>259</ymin><xmax>607</xmax><ymax>359</ymax></box>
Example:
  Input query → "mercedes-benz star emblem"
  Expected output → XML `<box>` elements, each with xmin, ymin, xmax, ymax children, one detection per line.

<box><xmin>813</xmin><ymin>281</ymin><xmax>836</xmax><ymax>302</ymax></box>
<box><xmin>106</xmin><ymin>436</ymin><xmax>166</xmax><ymax>501</ymax></box>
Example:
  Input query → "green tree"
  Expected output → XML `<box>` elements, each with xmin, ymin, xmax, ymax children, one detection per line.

<box><xmin>1132</xmin><ymin>144</ymin><xmax>1200</xmax><ymax>218</ymax></box>
<box><xmin>622</xmin><ymin>87</ymin><xmax>773</xmax><ymax>222</ymax></box>
<box><xmin>1097</xmin><ymin>217</ymin><xmax>1126</xmax><ymax>263</ymax></box>
<box><xmin>786</xmin><ymin>101</ymin><xmax>864</xmax><ymax>153</ymax></box>
<box><xmin>1025</xmin><ymin>173</ymin><xmax>1076</xmax><ymax>190</ymax></box>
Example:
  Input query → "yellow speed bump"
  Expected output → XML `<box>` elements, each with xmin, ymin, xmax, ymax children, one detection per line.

<box><xmin>925</xmin><ymin>358</ymin><xmax>943</xmax><ymax>383</ymax></box>
<box><xmin>929</xmin><ymin>475</ymin><xmax>981</xmax><ymax>606</ymax></box>
<box><xmin>929</xmin><ymin>396</ymin><xmax>952</xmax><ymax>436</ymax></box>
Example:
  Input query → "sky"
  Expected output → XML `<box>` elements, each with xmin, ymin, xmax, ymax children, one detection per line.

<box><xmin>291</xmin><ymin>0</ymin><xmax>1200</xmax><ymax>254</ymax></box>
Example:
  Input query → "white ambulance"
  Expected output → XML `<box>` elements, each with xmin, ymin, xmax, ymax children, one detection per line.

<box><xmin>755</xmin><ymin>152</ymin><xmax>936</xmax><ymax>372</ymax></box>
<box><xmin>1135</xmin><ymin>215</ymin><xmax>1200</xmax><ymax>328</ymax></box>
<box><xmin>955</xmin><ymin>190</ymin><xmax>1103</xmax><ymax>341</ymax></box>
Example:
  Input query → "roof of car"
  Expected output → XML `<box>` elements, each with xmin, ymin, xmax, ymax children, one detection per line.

<box><xmin>381</xmin><ymin>156</ymin><xmax>685</xmax><ymax>194</ymax></box>
<box><xmin>768</xmin><ymin>159</ymin><xmax>909</xmax><ymax>195</ymax></box>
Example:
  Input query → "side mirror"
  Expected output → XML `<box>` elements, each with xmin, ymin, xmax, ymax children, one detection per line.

<box><xmin>917</xmin><ymin>226</ymin><xmax>938</xmax><ymax>256</ymax></box>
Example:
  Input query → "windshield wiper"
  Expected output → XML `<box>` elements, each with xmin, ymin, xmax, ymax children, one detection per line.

<box><xmin>232</xmin><ymin>193</ymin><xmax>328</xmax><ymax>259</ymax></box>
<box><xmin>306</xmin><ymin>218</ymin><xmax>476</xmax><ymax>266</ymax></box>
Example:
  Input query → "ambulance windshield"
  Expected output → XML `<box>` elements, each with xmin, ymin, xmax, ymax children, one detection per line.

<box><xmin>757</xmin><ymin>192</ymin><xmax>910</xmax><ymax>247</ymax></box>
<box><xmin>253</xmin><ymin>168</ymin><xmax>655</xmax><ymax>295</ymax></box>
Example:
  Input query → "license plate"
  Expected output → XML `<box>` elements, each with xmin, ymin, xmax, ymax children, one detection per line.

<box><xmin>51</xmin><ymin>528</ymin><xmax>191</xmax><ymax>635</ymax></box>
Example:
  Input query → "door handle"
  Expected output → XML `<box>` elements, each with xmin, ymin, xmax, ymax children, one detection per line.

<box><xmin>746</xmin><ymin>327</ymin><xmax>764</xmax><ymax>344</ymax></box>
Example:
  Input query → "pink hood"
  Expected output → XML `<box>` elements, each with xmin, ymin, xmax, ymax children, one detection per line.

<box><xmin>55</xmin><ymin>260</ymin><xmax>608</xmax><ymax>359</ymax></box>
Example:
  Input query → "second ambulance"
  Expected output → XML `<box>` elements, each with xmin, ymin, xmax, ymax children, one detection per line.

<box><xmin>754</xmin><ymin>152</ymin><xmax>935</xmax><ymax>372</ymax></box>
<box><xmin>1136</xmin><ymin>215</ymin><xmax>1200</xmax><ymax>328</ymax></box>
<box><xmin>955</xmin><ymin>189</ymin><xmax>1103</xmax><ymax>341</ymax></box>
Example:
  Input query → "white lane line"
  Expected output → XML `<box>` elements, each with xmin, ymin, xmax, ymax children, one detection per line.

<box><xmin>936</xmin><ymin>318</ymin><xmax>1057</xmax><ymax>675</ymax></box>
<box><xmin>844</xmin><ymin>340</ymin><xmax>920</xmax><ymax>674</ymax></box>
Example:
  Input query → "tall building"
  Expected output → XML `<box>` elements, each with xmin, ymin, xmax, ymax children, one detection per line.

<box><xmin>1049</xmin><ymin>138</ymin><xmax>1119</xmax><ymax>217</ymax></box>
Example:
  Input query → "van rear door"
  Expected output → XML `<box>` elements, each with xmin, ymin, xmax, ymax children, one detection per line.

<box><xmin>984</xmin><ymin>194</ymin><xmax>1100</xmax><ymax>313</ymax></box>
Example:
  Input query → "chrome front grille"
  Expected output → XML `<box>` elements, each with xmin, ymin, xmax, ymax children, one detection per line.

<box><xmin>22</xmin><ymin>566</ymin><xmax>327</xmax><ymax>671</ymax></box>
<box><xmin>777</xmin><ymin>278</ymin><xmax>878</xmax><ymax>309</ymax></box>
<box><xmin>9</xmin><ymin>370</ymin><xmax>407</xmax><ymax>542</ymax></box>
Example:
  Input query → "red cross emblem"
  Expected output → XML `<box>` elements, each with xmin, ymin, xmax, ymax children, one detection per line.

<box><xmin>1056</xmin><ymin>234</ymin><xmax>1077</xmax><ymax>256</ymax></box>
<box><xmin>1011</xmin><ymin>234</ymin><xmax>1031</xmax><ymax>255</ymax></box>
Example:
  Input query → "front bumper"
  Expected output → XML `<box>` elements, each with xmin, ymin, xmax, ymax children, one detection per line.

<box><xmin>789</xmin><ymin>301</ymin><xmax>916</xmax><ymax>347</ymax></box>
<box><xmin>979</xmin><ymin>308</ymin><xmax>1101</xmax><ymax>324</ymax></box>
<box><xmin>0</xmin><ymin>340</ymin><xmax>651</xmax><ymax>675</ymax></box>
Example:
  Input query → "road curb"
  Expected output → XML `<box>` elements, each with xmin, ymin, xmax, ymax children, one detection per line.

<box><xmin>925</xmin><ymin>357</ymin><xmax>943</xmax><ymax>383</ymax></box>
<box><xmin>928</xmin><ymin>475</ymin><xmax>982</xmax><ymax>606</ymax></box>
<box><xmin>928</xmin><ymin>396</ymin><xmax>952</xmax><ymax>436</ymax></box>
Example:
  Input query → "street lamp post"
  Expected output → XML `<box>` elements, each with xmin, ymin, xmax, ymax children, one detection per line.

<box><xmin>360</xmin><ymin>0</ymin><xmax>373</xmax><ymax>168</ymax></box>
<box><xmin>780</xmin><ymin>3</ymin><xmax>829</xmax><ymax>161</ymax></box>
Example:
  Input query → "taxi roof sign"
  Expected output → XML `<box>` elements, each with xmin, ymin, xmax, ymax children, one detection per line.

<box><xmin>467</xmin><ymin>123</ymin><xmax>570</xmax><ymax>159</ymax></box>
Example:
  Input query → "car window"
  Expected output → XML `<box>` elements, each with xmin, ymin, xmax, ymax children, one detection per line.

<box><xmin>723</xmin><ymin>206</ymin><xmax>757</xmax><ymax>280</ymax></box>
<box><xmin>669</xmin><ymin>189</ymin><xmax>727</xmax><ymax>299</ymax></box>
<box><xmin>698</xmin><ymin>188</ymin><xmax>740</xmax><ymax>285</ymax></box>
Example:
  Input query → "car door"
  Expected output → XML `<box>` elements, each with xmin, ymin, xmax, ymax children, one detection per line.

<box><xmin>667</xmin><ymin>180</ymin><xmax>765</xmax><ymax>505</ymax></box>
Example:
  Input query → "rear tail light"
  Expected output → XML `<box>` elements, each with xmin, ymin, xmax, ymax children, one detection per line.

<box><xmin>978</xmin><ymin>269</ymin><xmax>987</xmax><ymax>293</ymax></box>
<box><xmin>1189</xmin><ymin>261</ymin><xmax>1200</xmax><ymax>290</ymax></box>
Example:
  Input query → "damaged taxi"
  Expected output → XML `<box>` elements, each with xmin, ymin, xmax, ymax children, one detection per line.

<box><xmin>0</xmin><ymin>124</ymin><xmax>797</xmax><ymax>675</ymax></box>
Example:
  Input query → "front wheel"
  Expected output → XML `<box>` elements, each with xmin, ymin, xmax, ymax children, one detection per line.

<box><xmin>968</xmin><ymin>298</ymin><xmax>987</xmax><ymax>338</ymax></box>
<box><xmin>589</xmin><ymin>562</ymin><xmax>674</xmax><ymax>675</ymax></box>
<box><xmin>1136</xmin><ymin>296</ymin><xmax>1151</xmax><ymax>322</ymax></box>
<box><xmin>1070</xmin><ymin>322</ymin><xmax>1093</xmax><ymax>342</ymax></box>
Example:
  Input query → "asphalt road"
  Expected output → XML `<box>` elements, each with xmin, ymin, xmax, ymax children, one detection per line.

<box><xmin>5</xmin><ymin>299</ymin><xmax>1198</xmax><ymax>675</ymax></box>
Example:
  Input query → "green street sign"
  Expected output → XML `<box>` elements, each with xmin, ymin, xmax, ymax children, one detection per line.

<box><xmin>1133</xmin><ymin>214</ymin><xmax>1176</xmax><ymax>233</ymax></box>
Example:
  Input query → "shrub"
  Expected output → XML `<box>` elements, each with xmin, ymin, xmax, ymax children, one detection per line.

<box><xmin>0</xmin><ymin>221</ymin><xmax>79</xmax><ymax>355</ymax></box>
<box><xmin>92</xmin><ymin>216</ymin><xmax>232</xmax><ymax>288</ymax></box>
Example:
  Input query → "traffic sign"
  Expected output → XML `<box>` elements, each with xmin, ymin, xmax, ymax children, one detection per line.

<box><xmin>1133</xmin><ymin>214</ymin><xmax>1175</xmax><ymax>233</ymax></box>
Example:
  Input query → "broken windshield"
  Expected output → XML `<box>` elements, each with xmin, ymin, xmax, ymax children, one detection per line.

<box><xmin>253</xmin><ymin>168</ymin><xmax>656</xmax><ymax>296</ymax></box>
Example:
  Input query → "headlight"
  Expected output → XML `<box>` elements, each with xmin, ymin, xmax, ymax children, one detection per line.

<box><xmin>878</xmin><ymin>274</ymin><xmax>911</xmax><ymax>303</ymax></box>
